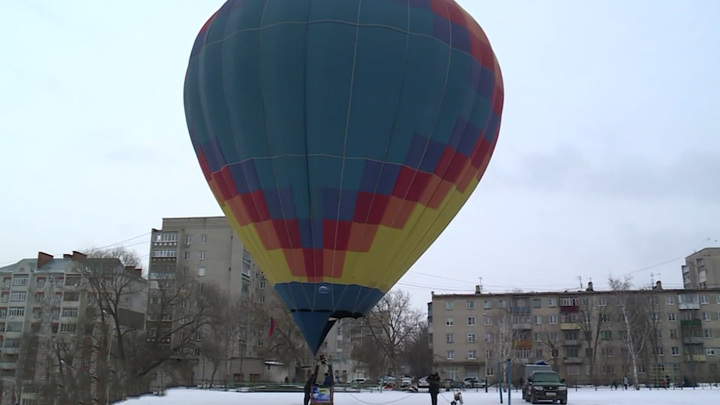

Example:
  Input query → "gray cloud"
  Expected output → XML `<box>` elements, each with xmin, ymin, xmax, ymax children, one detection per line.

<box><xmin>499</xmin><ymin>143</ymin><xmax>720</xmax><ymax>204</ymax></box>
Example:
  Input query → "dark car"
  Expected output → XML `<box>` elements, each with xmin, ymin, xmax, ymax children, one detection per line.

<box><xmin>522</xmin><ymin>371</ymin><xmax>567</xmax><ymax>404</ymax></box>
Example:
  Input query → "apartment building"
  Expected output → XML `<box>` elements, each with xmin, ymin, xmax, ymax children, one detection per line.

<box><xmin>0</xmin><ymin>251</ymin><xmax>147</xmax><ymax>405</ymax></box>
<box><xmin>429</xmin><ymin>282</ymin><xmax>720</xmax><ymax>386</ymax></box>
<box><xmin>320</xmin><ymin>318</ymin><xmax>371</xmax><ymax>383</ymax></box>
<box><xmin>147</xmin><ymin>216</ymin><xmax>296</xmax><ymax>383</ymax></box>
<box><xmin>683</xmin><ymin>248</ymin><xmax>720</xmax><ymax>289</ymax></box>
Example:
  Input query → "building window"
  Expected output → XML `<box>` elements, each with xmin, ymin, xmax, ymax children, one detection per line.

<box><xmin>200</xmin><ymin>234</ymin><xmax>207</xmax><ymax>244</ymax></box>
<box><xmin>548</xmin><ymin>298</ymin><xmax>556</xmax><ymax>307</ymax></box>
<box><xmin>535</xmin><ymin>315</ymin><xmax>543</xmax><ymax>325</ymax></box>
<box><xmin>12</xmin><ymin>276</ymin><xmax>28</xmax><ymax>286</ymax></box>
<box><xmin>468</xmin><ymin>350</ymin><xmax>477</xmax><ymax>360</ymax></box>
<box><xmin>670</xmin><ymin>329</ymin><xmax>678</xmax><ymax>339</ymax></box>
<box><xmin>666</xmin><ymin>295</ymin><xmax>675</xmax><ymax>305</ymax></box>
<box><xmin>445</xmin><ymin>301</ymin><xmax>454</xmax><ymax>310</ymax></box>
<box><xmin>446</xmin><ymin>350</ymin><xmax>454</xmax><ymax>360</ymax></box>
<box><xmin>483</xmin><ymin>300</ymin><xmax>492</xmax><ymax>309</ymax></box>
<box><xmin>600</xmin><ymin>330</ymin><xmax>612</xmax><ymax>340</ymax></box>
<box><xmin>199</xmin><ymin>251</ymin><xmax>206</xmax><ymax>260</ymax></box>
<box><xmin>446</xmin><ymin>334</ymin><xmax>454</xmax><ymax>343</ymax></box>
<box><xmin>700</xmin><ymin>295</ymin><xmax>708</xmax><ymax>304</ymax></box>
<box><xmin>466</xmin><ymin>300</ymin><xmax>475</xmax><ymax>310</ymax></box>
<box><xmin>549</xmin><ymin>315</ymin><xmax>558</xmax><ymax>324</ymax></box>
<box><xmin>63</xmin><ymin>292</ymin><xmax>80</xmax><ymax>302</ymax></box>
<box><xmin>703</xmin><ymin>312</ymin><xmax>711</xmax><ymax>321</ymax></box>
<box><xmin>705</xmin><ymin>329</ymin><xmax>712</xmax><ymax>338</ymax></box>
<box><xmin>667</xmin><ymin>312</ymin><xmax>676</xmax><ymax>322</ymax></box>
<box><xmin>10</xmin><ymin>292</ymin><xmax>26</xmax><ymax>302</ymax></box>
<box><xmin>534</xmin><ymin>332</ymin><xmax>542</xmax><ymax>342</ymax></box>
<box><xmin>198</xmin><ymin>267</ymin><xmax>206</xmax><ymax>277</ymax></box>
<box><xmin>36</xmin><ymin>278</ymin><xmax>46</xmax><ymax>288</ymax></box>
<box><xmin>445</xmin><ymin>317</ymin><xmax>454</xmax><ymax>326</ymax></box>
<box><xmin>184</xmin><ymin>235</ymin><xmax>192</xmax><ymax>245</ymax></box>
<box><xmin>467</xmin><ymin>316</ymin><xmax>476</xmax><ymax>326</ymax></box>
<box><xmin>9</xmin><ymin>307</ymin><xmax>24</xmax><ymax>317</ymax></box>
<box><xmin>671</xmin><ymin>347</ymin><xmax>680</xmax><ymax>356</ymax></box>
<box><xmin>532</xmin><ymin>298</ymin><xmax>541</xmax><ymax>308</ymax></box>
<box><xmin>61</xmin><ymin>308</ymin><xmax>78</xmax><ymax>317</ymax></box>
<box><xmin>259</xmin><ymin>281</ymin><xmax>267</xmax><ymax>289</ymax></box>
<box><xmin>467</xmin><ymin>333</ymin><xmax>476</xmax><ymax>343</ymax></box>
<box><xmin>59</xmin><ymin>323</ymin><xmax>77</xmax><ymax>333</ymax></box>
<box><xmin>497</xmin><ymin>299</ymin><xmax>506</xmax><ymax>308</ymax></box>
<box><xmin>567</xmin><ymin>366</ymin><xmax>580</xmax><ymax>376</ymax></box>
<box><xmin>184</xmin><ymin>251</ymin><xmax>190</xmax><ymax>260</ymax></box>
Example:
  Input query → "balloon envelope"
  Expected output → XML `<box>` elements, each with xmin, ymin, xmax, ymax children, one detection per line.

<box><xmin>184</xmin><ymin>0</ymin><xmax>503</xmax><ymax>355</ymax></box>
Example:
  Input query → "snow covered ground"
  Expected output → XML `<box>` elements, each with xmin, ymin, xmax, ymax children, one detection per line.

<box><xmin>118</xmin><ymin>386</ymin><xmax>718</xmax><ymax>405</ymax></box>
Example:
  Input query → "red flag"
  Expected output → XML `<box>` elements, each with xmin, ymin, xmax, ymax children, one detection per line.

<box><xmin>268</xmin><ymin>317</ymin><xmax>276</xmax><ymax>338</ymax></box>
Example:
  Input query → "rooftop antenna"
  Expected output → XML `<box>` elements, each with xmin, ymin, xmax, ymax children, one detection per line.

<box><xmin>578</xmin><ymin>276</ymin><xmax>583</xmax><ymax>290</ymax></box>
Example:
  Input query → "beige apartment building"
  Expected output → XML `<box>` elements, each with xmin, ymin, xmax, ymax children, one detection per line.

<box><xmin>429</xmin><ymin>282</ymin><xmax>720</xmax><ymax>386</ymax></box>
<box><xmin>683</xmin><ymin>248</ymin><xmax>720</xmax><ymax>289</ymax></box>
<box><xmin>0</xmin><ymin>251</ymin><xmax>148</xmax><ymax>405</ymax></box>
<box><xmin>147</xmin><ymin>216</ymin><xmax>309</xmax><ymax>383</ymax></box>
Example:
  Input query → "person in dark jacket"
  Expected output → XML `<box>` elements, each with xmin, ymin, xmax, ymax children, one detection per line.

<box><xmin>304</xmin><ymin>374</ymin><xmax>315</xmax><ymax>405</ymax></box>
<box><xmin>428</xmin><ymin>372</ymin><xmax>441</xmax><ymax>405</ymax></box>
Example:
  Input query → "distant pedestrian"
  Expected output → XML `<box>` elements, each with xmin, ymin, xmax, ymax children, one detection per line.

<box><xmin>623</xmin><ymin>374</ymin><xmax>628</xmax><ymax>390</ymax></box>
<box><xmin>304</xmin><ymin>374</ymin><xmax>315</xmax><ymax>405</ymax></box>
<box><xmin>428</xmin><ymin>372</ymin><xmax>441</xmax><ymax>405</ymax></box>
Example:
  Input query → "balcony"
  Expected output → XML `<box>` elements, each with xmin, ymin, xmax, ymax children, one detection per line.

<box><xmin>680</xmin><ymin>319</ymin><xmax>702</xmax><ymax>328</ymax></box>
<box><xmin>563</xmin><ymin>339</ymin><xmax>580</xmax><ymax>346</ymax></box>
<box><xmin>512</xmin><ymin>306</ymin><xmax>531</xmax><ymax>314</ymax></box>
<box><xmin>686</xmin><ymin>355</ymin><xmax>706</xmax><ymax>362</ymax></box>
<box><xmin>0</xmin><ymin>362</ymin><xmax>16</xmax><ymax>370</ymax></box>
<box><xmin>516</xmin><ymin>340</ymin><xmax>533</xmax><ymax>349</ymax></box>
<box><xmin>563</xmin><ymin>357</ymin><xmax>582</xmax><ymax>364</ymax></box>
<box><xmin>512</xmin><ymin>323</ymin><xmax>532</xmax><ymax>330</ymax></box>
<box><xmin>678</xmin><ymin>294</ymin><xmax>700</xmax><ymax>310</ymax></box>
<box><xmin>560</xmin><ymin>323</ymin><xmax>580</xmax><ymax>331</ymax></box>
<box><xmin>560</xmin><ymin>305</ymin><xmax>579</xmax><ymax>314</ymax></box>
<box><xmin>683</xmin><ymin>337</ymin><xmax>704</xmax><ymax>345</ymax></box>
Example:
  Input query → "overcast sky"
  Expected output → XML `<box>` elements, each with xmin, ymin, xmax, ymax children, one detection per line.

<box><xmin>1</xmin><ymin>0</ymin><xmax>718</xmax><ymax>311</ymax></box>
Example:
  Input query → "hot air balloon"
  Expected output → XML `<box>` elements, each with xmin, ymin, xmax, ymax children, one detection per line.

<box><xmin>184</xmin><ymin>0</ymin><xmax>503</xmax><ymax>355</ymax></box>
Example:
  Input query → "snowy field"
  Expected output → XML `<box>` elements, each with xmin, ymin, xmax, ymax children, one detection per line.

<box><xmin>118</xmin><ymin>386</ymin><xmax>718</xmax><ymax>405</ymax></box>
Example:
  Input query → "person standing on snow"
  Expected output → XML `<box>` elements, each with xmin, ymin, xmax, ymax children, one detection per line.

<box><xmin>428</xmin><ymin>372</ymin><xmax>441</xmax><ymax>405</ymax></box>
<box><xmin>304</xmin><ymin>374</ymin><xmax>315</xmax><ymax>405</ymax></box>
<box><xmin>623</xmin><ymin>374</ymin><xmax>629</xmax><ymax>390</ymax></box>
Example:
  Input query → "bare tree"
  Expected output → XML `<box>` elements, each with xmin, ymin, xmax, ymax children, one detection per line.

<box><xmin>355</xmin><ymin>290</ymin><xmax>422</xmax><ymax>386</ymax></box>
<box><xmin>539</xmin><ymin>324</ymin><xmax>561</xmax><ymax>371</ymax></box>
<box><xmin>578</xmin><ymin>295</ymin><xmax>614</xmax><ymax>386</ymax></box>
<box><xmin>609</xmin><ymin>276</ymin><xmax>655</xmax><ymax>390</ymax></box>
<box><xmin>135</xmin><ymin>273</ymin><xmax>216</xmax><ymax>379</ymax></box>
<box><xmin>198</xmin><ymin>290</ymin><xmax>245</xmax><ymax>386</ymax></box>
<box><xmin>401</xmin><ymin>321</ymin><xmax>433</xmax><ymax>378</ymax></box>
<box><xmin>258</xmin><ymin>300</ymin><xmax>313</xmax><ymax>372</ymax></box>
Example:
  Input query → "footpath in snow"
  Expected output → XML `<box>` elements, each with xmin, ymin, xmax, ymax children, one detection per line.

<box><xmin>118</xmin><ymin>385</ymin><xmax>719</xmax><ymax>405</ymax></box>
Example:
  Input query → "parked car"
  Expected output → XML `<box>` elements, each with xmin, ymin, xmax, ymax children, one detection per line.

<box><xmin>463</xmin><ymin>377</ymin><xmax>487</xmax><ymax>388</ymax></box>
<box><xmin>418</xmin><ymin>377</ymin><xmax>429</xmax><ymax>389</ymax></box>
<box><xmin>351</xmin><ymin>378</ymin><xmax>368</xmax><ymax>385</ymax></box>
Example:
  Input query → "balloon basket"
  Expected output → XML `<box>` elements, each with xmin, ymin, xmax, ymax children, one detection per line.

<box><xmin>310</xmin><ymin>386</ymin><xmax>334</xmax><ymax>404</ymax></box>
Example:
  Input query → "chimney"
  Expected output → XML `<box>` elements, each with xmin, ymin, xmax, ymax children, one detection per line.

<box><xmin>654</xmin><ymin>280</ymin><xmax>663</xmax><ymax>290</ymax></box>
<box><xmin>475</xmin><ymin>284</ymin><xmax>482</xmax><ymax>294</ymax></box>
<box><xmin>586</xmin><ymin>281</ymin><xmax>594</xmax><ymax>292</ymax></box>
<box><xmin>136</xmin><ymin>268</ymin><xmax>143</xmax><ymax>278</ymax></box>
<box><xmin>37</xmin><ymin>252</ymin><xmax>54</xmax><ymax>268</ymax></box>
<box><xmin>63</xmin><ymin>254</ymin><xmax>72</xmax><ymax>259</ymax></box>
<box><xmin>71</xmin><ymin>251</ymin><xmax>87</xmax><ymax>262</ymax></box>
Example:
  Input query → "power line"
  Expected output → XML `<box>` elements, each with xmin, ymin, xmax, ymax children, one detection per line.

<box><xmin>93</xmin><ymin>232</ymin><xmax>151</xmax><ymax>250</ymax></box>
